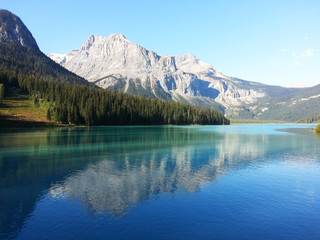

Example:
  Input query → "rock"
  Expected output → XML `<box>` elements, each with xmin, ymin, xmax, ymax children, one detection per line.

<box><xmin>0</xmin><ymin>10</ymin><xmax>39</xmax><ymax>49</ymax></box>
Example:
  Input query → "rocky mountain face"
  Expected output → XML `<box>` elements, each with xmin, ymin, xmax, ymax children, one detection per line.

<box><xmin>0</xmin><ymin>9</ymin><xmax>39</xmax><ymax>49</ymax></box>
<box><xmin>49</xmin><ymin>34</ymin><xmax>320</xmax><ymax>121</ymax></box>
<box><xmin>48</xmin><ymin>34</ymin><xmax>269</xmax><ymax>111</ymax></box>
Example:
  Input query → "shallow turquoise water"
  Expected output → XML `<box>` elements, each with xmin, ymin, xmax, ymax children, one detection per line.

<box><xmin>0</xmin><ymin>124</ymin><xmax>319</xmax><ymax>240</ymax></box>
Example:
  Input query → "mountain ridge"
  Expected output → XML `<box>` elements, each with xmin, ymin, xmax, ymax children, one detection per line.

<box><xmin>48</xmin><ymin>34</ymin><xmax>320</xmax><ymax>121</ymax></box>
<box><xmin>48</xmin><ymin>34</ymin><xmax>272</xmax><ymax>111</ymax></box>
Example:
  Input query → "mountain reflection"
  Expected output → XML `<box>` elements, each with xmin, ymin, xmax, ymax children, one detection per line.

<box><xmin>1</xmin><ymin>125</ymin><xmax>317</xmax><ymax>237</ymax></box>
<box><xmin>50</xmin><ymin>153</ymin><xmax>220</xmax><ymax>216</ymax></box>
<box><xmin>48</xmin><ymin>128</ymin><xmax>299</xmax><ymax>217</ymax></box>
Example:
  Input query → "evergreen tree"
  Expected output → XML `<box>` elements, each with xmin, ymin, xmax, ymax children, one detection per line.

<box><xmin>0</xmin><ymin>83</ymin><xmax>4</xmax><ymax>104</ymax></box>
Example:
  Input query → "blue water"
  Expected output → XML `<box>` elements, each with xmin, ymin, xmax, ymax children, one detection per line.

<box><xmin>0</xmin><ymin>124</ymin><xmax>319</xmax><ymax>240</ymax></box>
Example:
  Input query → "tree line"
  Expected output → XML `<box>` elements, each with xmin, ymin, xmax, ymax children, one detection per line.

<box><xmin>297</xmin><ymin>114</ymin><xmax>320</xmax><ymax>124</ymax></box>
<box><xmin>0</xmin><ymin>70</ymin><xmax>229</xmax><ymax>125</ymax></box>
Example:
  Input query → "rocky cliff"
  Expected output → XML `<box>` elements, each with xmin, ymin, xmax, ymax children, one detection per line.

<box><xmin>0</xmin><ymin>9</ymin><xmax>39</xmax><ymax>49</ymax></box>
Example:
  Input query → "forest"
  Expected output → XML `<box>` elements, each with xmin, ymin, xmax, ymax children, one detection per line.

<box><xmin>0</xmin><ymin>42</ymin><xmax>229</xmax><ymax>126</ymax></box>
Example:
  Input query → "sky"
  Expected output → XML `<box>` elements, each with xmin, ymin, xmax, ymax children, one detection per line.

<box><xmin>2</xmin><ymin>0</ymin><xmax>320</xmax><ymax>87</ymax></box>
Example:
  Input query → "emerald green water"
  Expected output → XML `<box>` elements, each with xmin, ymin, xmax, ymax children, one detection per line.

<box><xmin>0</xmin><ymin>124</ymin><xmax>319</xmax><ymax>239</ymax></box>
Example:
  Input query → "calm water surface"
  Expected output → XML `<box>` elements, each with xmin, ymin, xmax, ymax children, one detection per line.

<box><xmin>0</xmin><ymin>124</ymin><xmax>319</xmax><ymax>240</ymax></box>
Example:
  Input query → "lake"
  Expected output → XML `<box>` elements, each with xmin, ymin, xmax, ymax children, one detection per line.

<box><xmin>0</xmin><ymin>124</ymin><xmax>319</xmax><ymax>240</ymax></box>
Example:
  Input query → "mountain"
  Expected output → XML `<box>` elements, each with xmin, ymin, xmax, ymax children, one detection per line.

<box><xmin>48</xmin><ymin>34</ymin><xmax>320</xmax><ymax>121</ymax></box>
<box><xmin>48</xmin><ymin>34</ymin><xmax>268</xmax><ymax>111</ymax></box>
<box><xmin>0</xmin><ymin>9</ymin><xmax>38</xmax><ymax>50</ymax></box>
<box><xmin>0</xmin><ymin>9</ymin><xmax>89</xmax><ymax>86</ymax></box>
<box><xmin>1</xmin><ymin>10</ymin><xmax>228</xmax><ymax>126</ymax></box>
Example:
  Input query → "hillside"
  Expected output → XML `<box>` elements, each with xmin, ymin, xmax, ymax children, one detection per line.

<box><xmin>0</xmin><ymin>86</ymin><xmax>56</xmax><ymax>127</ymax></box>
<box><xmin>249</xmin><ymin>85</ymin><xmax>320</xmax><ymax>122</ymax></box>
<box><xmin>0</xmin><ymin>9</ymin><xmax>90</xmax><ymax>86</ymax></box>
<box><xmin>0</xmin><ymin>42</ymin><xmax>91</xmax><ymax>86</ymax></box>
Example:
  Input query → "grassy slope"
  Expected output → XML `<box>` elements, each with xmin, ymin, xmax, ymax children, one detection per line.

<box><xmin>230</xmin><ymin>119</ymin><xmax>287</xmax><ymax>124</ymax></box>
<box><xmin>0</xmin><ymin>87</ymin><xmax>56</xmax><ymax>127</ymax></box>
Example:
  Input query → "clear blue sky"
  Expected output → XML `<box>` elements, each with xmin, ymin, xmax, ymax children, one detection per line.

<box><xmin>2</xmin><ymin>0</ymin><xmax>320</xmax><ymax>86</ymax></box>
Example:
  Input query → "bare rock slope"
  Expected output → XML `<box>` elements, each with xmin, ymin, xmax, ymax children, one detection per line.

<box><xmin>48</xmin><ymin>34</ymin><xmax>266</xmax><ymax>110</ymax></box>
<box><xmin>0</xmin><ymin>9</ymin><xmax>39</xmax><ymax>49</ymax></box>
<box><xmin>48</xmin><ymin>34</ymin><xmax>320</xmax><ymax>120</ymax></box>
